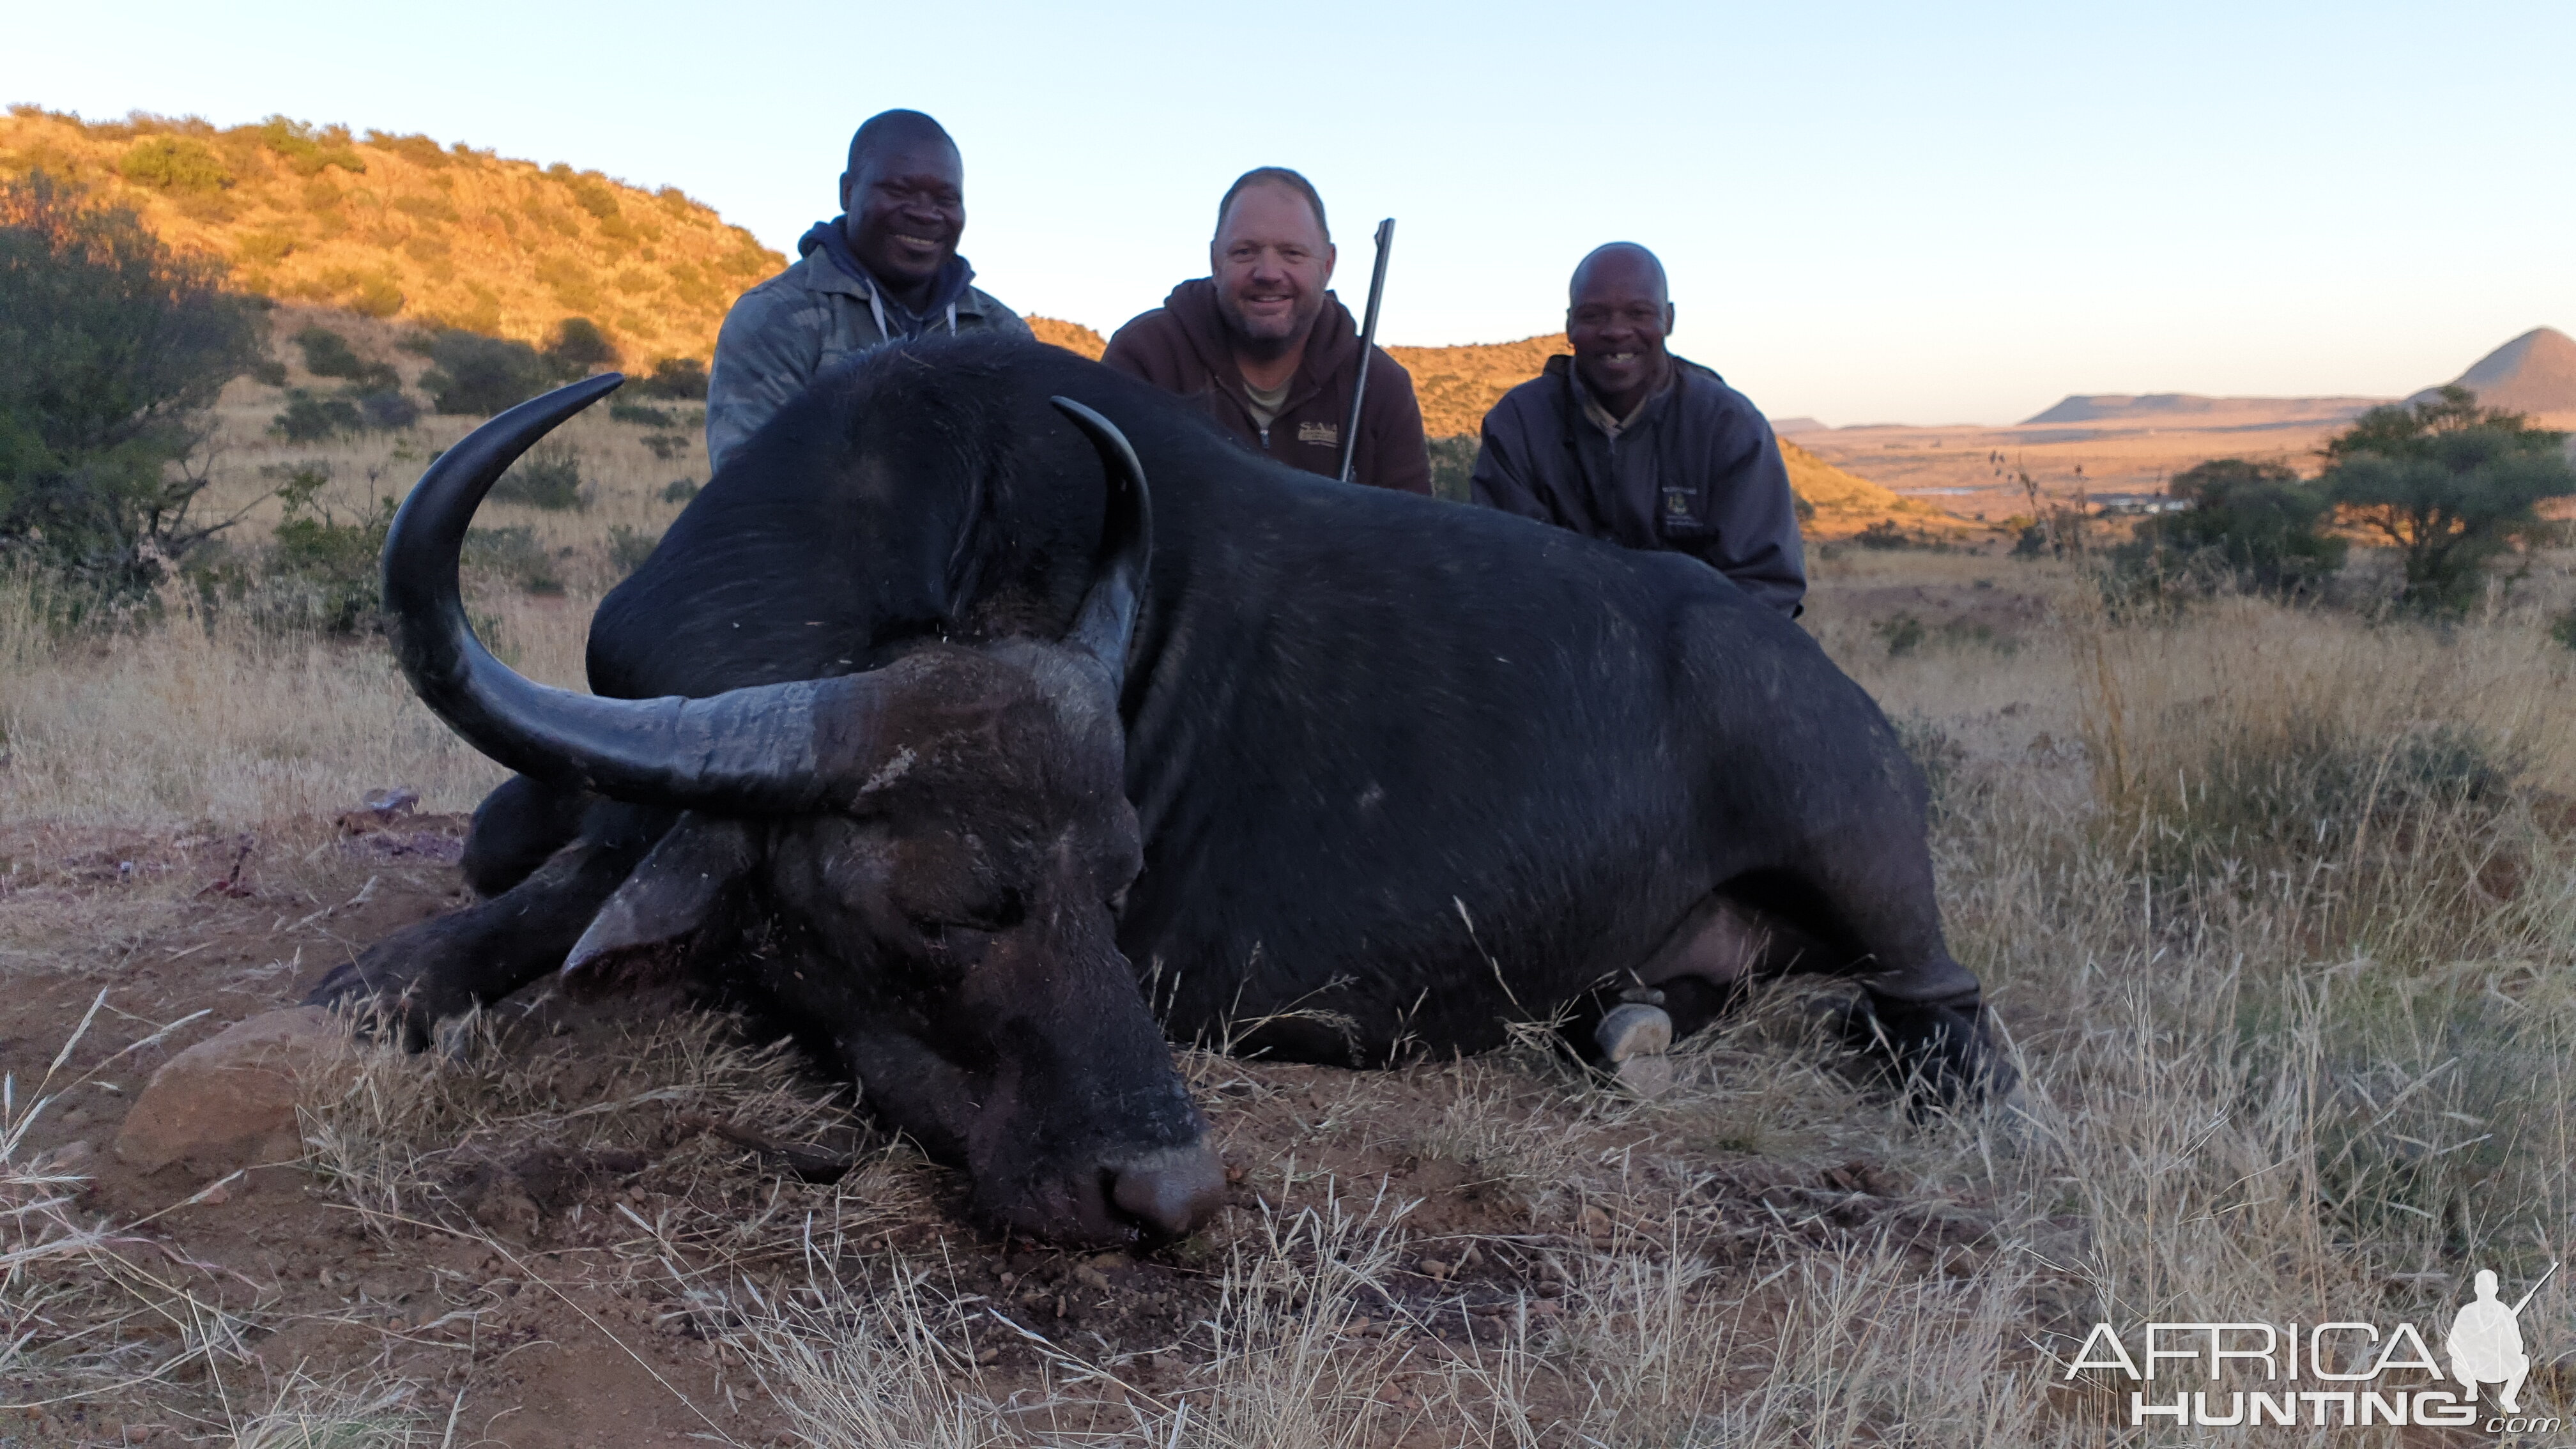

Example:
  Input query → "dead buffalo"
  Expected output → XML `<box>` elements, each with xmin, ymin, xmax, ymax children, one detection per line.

<box><xmin>319</xmin><ymin>335</ymin><xmax>2005</xmax><ymax>1246</ymax></box>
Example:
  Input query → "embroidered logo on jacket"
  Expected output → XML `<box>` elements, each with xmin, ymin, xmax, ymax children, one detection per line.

<box><xmin>1297</xmin><ymin>422</ymin><xmax>1340</xmax><ymax>447</ymax></box>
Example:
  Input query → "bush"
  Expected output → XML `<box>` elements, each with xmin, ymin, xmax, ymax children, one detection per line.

<box><xmin>490</xmin><ymin>440</ymin><xmax>585</xmax><ymax>510</ymax></box>
<box><xmin>417</xmin><ymin>328</ymin><xmax>553</xmax><ymax>415</ymax></box>
<box><xmin>1855</xmin><ymin>519</ymin><xmax>1912</xmax><ymax>550</ymax></box>
<box><xmin>353</xmin><ymin>388</ymin><xmax>421</xmax><ymax>431</ymax></box>
<box><xmin>2320</xmin><ymin>387</ymin><xmax>2576</xmax><ymax>613</ymax></box>
<box><xmin>265</xmin><ymin>468</ymin><xmax>394</xmax><ymax>632</ymax></box>
<box><xmin>2108</xmin><ymin>457</ymin><xmax>2345</xmax><ymax>597</ymax></box>
<box><xmin>608</xmin><ymin>524</ymin><xmax>659</xmax><ymax>576</ymax></box>
<box><xmin>610</xmin><ymin>399</ymin><xmax>675</xmax><ymax>429</ymax></box>
<box><xmin>293</xmin><ymin>325</ymin><xmax>400</xmax><ymax>391</ymax></box>
<box><xmin>463</xmin><ymin>525</ymin><xmax>564</xmax><ymax>594</ymax></box>
<box><xmin>543</xmin><ymin>317</ymin><xmax>618</xmax><ymax>374</ymax></box>
<box><xmin>1425</xmin><ymin>434</ymin><xmax>1476</xmax><ymax>503</ymax></box>
<box><xmin>643</xmin><ymin>433</ymin><xmax>689</xmax><ymax>461</ymax></box>
<box><xmin>116</xmin><ymin>135</ymin><xmax>233</xmax><ymax>194</ymax></box>
<box><xmin>659</xmin><ymin>479</ymin><xmax>701</xmax><ymax>504</ymax></box>
<box><xmin>271</xmin><ymin>390</ymin><xmax>365</xmax><ymax>441</ymax></box>
<box><xmin>634</xmin><ymin>356</ymin><xmax>709</xmax><ymax>401</ymax></box>
<box><xmin>0</xmin><ymin>171</ymin><xmax>267</xmax><ymax>591</ymax></box>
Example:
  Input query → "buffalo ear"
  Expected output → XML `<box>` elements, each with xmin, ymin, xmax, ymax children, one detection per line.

<box><xmin>564</xmin><ymin>813</ymin><xmax>756</xmax><ymax>985</ymax></box>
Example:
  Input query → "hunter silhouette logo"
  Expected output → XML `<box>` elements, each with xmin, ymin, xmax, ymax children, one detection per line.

<box><xmin>2448</xmin><ymin>1263</ymin><xmax>2554</xmax><ymax>1414</ymax></box>
<box><xmin>2065</xmin><ymin>1260</ymin><xmax>2563</xmax><ymax>1432</ymax></box>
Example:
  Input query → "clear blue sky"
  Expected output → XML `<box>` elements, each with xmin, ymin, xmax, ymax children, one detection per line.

<box><xmin>8</xmin><ymin>1</ymin><xmax>2570</xmax><ymax>425</ymax></box>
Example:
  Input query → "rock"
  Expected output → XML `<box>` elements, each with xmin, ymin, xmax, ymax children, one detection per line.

<box><xmin>114</xmin><ymin>1007</ymin><xmax>353</xmax><ymax>1177</ymax></box>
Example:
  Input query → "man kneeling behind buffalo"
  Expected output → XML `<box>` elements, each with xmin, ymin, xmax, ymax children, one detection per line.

<box><xmin>1472</xmin><ymin>242</ymin><xmax>1805</xmax><ymax>617</ymax></box>
<box><xmin>1104</xmin><ymin>167</ymin><xmax>1431</xmax><ymax>494</ymax></box>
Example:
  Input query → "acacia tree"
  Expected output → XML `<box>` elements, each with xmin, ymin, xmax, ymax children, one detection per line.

<box><xmin>0</xmin><ymin>171</ymin><xmax>266</xmax><ymax>592</ymax></box>
<box><xmin>2115</xmin><ymin>457</ymin><xmax>2347</xmax><ymax>597</ymax></box>
<box><xmin>2320</xmin><ymin>386</ymin><xmax>2575</xmax><ymax>612</ymax></box>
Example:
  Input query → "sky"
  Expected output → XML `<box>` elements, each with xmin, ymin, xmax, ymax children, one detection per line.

<box><xmin>6</xmin><ymin>1</ymin><xmax>2571</xmax><ymax>426</ymax></box>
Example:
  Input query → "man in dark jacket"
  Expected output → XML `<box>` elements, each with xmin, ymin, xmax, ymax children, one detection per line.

<box><xmin>706</xmin><ymin>110</ymin><xmax>1032</xmax><ymax>471</ymax></box>
<box><xmin>1471</xmin><ymin>244</ymin><xmax>1805</xmax><ymax>615</ymax></box>
<box><xmin>1102</xmin><ymin>167</ymin><xmax>1430</xmax><ymax>494</ymax></box>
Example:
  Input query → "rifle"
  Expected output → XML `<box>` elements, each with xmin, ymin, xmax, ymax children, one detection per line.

<box><xmin>1337</xmin><ymin>218</ymin><xmax>1395</xmax><ymax>484</ymax></box>
<box><xmin>2510</xmin><ymin>1260</ymin><xmax>2559</xmax><ymax>1315</ymax></box>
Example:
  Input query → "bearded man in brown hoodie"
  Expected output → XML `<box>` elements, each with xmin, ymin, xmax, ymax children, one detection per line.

<box><xmin>1102</xmin><ymin>168</ymin><xmax>1431</xmax><ymax>494</ymax></box>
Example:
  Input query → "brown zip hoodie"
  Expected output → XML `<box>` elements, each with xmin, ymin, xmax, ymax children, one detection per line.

<box><xmin>1101</xmin><ymin>279</ymin><xmax>1432</xmax><ymax>494</ymax></box>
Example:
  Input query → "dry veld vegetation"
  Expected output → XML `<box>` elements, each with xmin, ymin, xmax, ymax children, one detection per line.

<box><xmin>8</xmin><ymin>378</ymin><xmax>2576</xmax><ymax>1447</ymax></box>
<box><xmin>0</xmin><ymin>106</ymin><xmax>781</xmax><ymax>369</ymax></box>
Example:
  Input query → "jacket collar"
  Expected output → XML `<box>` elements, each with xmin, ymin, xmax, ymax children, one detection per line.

<box><xmin>1162</xmin><ymin>277</ymin><xmax>1360</xmax><ymax>413</ymax></box>
<box><xmin>795</xmin><ymin>218</ymin><xmax>987</xmax><ymax>322</ymax></box>
<box><xmin>1546</xmin><ymin>352</ymin><xmax>1719</xmax><ymax>437</ymax></box>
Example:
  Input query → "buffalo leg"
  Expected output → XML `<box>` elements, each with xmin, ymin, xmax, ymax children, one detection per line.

<box><xmin>309</xmin><ymin>799</ymin><xmax>674</xmax><ymax>1046</ymax></box>
<box><xmin>459</xmin><ymin>774</ymin><xmax>594</xmax><ymax>898</ymax></box>
<box><xmin>1743</xmin><ymin>857</ymin><xmax>2012</xmax><ymax>1109</ymax></box>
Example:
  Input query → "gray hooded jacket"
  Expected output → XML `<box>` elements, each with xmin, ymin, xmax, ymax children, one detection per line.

<box><xmin>704</xmin><ymin>248</ymin><xmax>1032</xmax><ymax>472</ymax></box>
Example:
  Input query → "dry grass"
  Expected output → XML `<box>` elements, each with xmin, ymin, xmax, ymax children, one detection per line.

<box><xmin>9</xmin><ymin>458</ymin><xmax>2576</xmax><ymax>1441</ymax></box>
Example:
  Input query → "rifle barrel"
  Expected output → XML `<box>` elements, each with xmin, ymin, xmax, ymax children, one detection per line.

<box><xmin>1338</xmin><ymin>218</ymin><xmax>1395</xmax><ymax>485</ymax></box>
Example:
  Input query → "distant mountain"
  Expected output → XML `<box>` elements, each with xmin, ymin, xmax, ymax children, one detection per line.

<box><xmin>1768</xmin><ymin>417</ymin><xmax>1830</xmax><ymax>435</ymax></box>
<box><xmin>2411</xmin><ymin>326</ymin><xmax>2576</xmax><ymax>418</ymax></box>
<box><xmin>1</xmin><ymin>105</ymin><xmax>781</xmax><ymax>368</ymax></box>
<box><xmin>2020</xmin><ymin>393</ymin><xmax>2384</xmax><ymax>427</ymax></box>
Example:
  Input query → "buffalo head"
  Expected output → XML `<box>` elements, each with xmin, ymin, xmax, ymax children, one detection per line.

<box><xmin>379</xmin><ymin>375</ymin><xmax>1222</xmax><ymax>1245</ymax></box>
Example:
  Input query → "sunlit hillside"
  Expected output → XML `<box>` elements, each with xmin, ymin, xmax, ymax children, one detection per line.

<box><xmin>0</xmin><ymin>105</ymin><xmax>783</xmax><ymax>369</ymax></box>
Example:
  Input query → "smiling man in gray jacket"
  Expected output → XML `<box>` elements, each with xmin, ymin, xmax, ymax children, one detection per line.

<box><xmin>705</xmin><ymin>109</ymin><xmax>1032</xmax><ymax>471</ymax></box>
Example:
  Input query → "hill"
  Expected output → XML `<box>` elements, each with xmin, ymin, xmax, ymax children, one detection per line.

<box><xmin>0</xmin><ymin>105</ymin><xmax>783</xmax><ymax>369</ymax></box>
<box><xmin>2021</xmin><ymin>392</ymin><xmax>2384</xmax><ymax>427</ymax></box>
<box><xmin>2412</xmin><ymin>326</ymin><xmax>2576</xmax><ymax>421</ymax></box>
<box><xmin>1386</xmin><ymin>334</ymin><xmax>1569</xmax><ymax>438</ymax></box>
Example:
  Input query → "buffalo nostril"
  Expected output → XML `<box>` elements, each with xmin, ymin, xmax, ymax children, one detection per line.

<box><xmin>1107</xmin><ymin>1145</ymin><xmax>1227</xmax><ymax>1239</ymax></box>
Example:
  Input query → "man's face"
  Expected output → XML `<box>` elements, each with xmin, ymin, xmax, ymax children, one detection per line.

<box><xmin>841</xmin><ymin>140</ymin><xmax>965</xmax><ymax>289</ymax></box>
<box><xmin>1211</xmin><ymin>184</ymin><xmax>1335</xmax><ymax>350</ymax></box>
<box><xmin>1567</xmin><ymin>256</ymin><xmax>1675</xmax><ymax>404</ymax></box>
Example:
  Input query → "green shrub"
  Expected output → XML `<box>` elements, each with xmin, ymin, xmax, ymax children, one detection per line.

<box><xmin>271</xmin><ymin>390</ymin><xmax>365</xmax><ymax>441</ymax></box>
<box><xmin>542</xmin><ymin>317</ymin><xmax>618</xmax><ymax>374</ymax></box>
<box><xmin>254</xmin><ymin>116</ymin><xmax>365</xmax><ymax>178</ymax></box>
<box><xmin>1876</xmin><ymin>612</ymin><xmax>1926</xmax><ymax>656</ymax></box>
<box><xmin>642</xmin><ymin>433</ymin><xmax>689</xmax><ymax>461</ymax></box>
<box><xmin>2320</xmin><ymin>387</ymin><xmax>2576</xmax><ymax>613</ymax></box>
<box><xmin>490</xmin><ymin>440</ymin><xmax>585</xmax><ymax>510</ymax></box>
<box><xmin>1855</xmin><ymin>519</ymin><xmax>1912</xmax><ymax>550</ymax></box>
<box><xmin>418</xmin><ymin>328</ymin><xmax>552</xmax><ymax>415</ymax></box>
<box><xmin>610</xmin><ymin>399</ymin><xmax>675</xmax><ymax>429</ymax></box>
<box><xmin>659</xmin><ymin>479</ymin><xmax>700</xmax><ymax>504</ymax></box>
<box><xmin>186</xmin><ymin>464</ymin><xmax>392</xmax><ymax>633</ymax></box>
<box><xmin>355</xmin><ymin>388</ymin><xmax>420</xmax><ymax>431</ymax></box>
<box><xmin>608</xmin><ymin>524</ymin><xmax>659</xmax><ymax>576</ymax></box>
<box><xmin>2110</xmin><ymin>458</ymin><xmax>2345</xmax><ymax>598</ymax></box>
<box><xmin>463</xmin><ymin>525</ymin><xmax>564</xmax><ymax>594</ymax></box>
<box><xmin>634</xmin><ymin>356</ymin><xmax>709</xmax><ymax>401</ymax></box>
<box><xmin>1425</xmin><ymin>434</ymin><xmax>1476</xmax><ymax>503</ymax></box>
<box><xmin>249</xmin><ymin>357</ymin><xmax>289</xmax><ymax>387</ymax></box>
<box><xmin>0</xmin><ymin>171</ymin><xmax>267</xmax><ymax>592</ymax></box>
<box><xmin>2550</xmin><ymin>610</ymin><xmax>2576</xmax><ymax>652</ymax></box>
<box><xmin>116</xmin><ymin>135</ymin><xmax>233</xmax><ymax>194</ymax></box>
<box><xmin>293</xmin><ymin>325</ymin><xmax>401</xmax><ymax>391</ymax></box>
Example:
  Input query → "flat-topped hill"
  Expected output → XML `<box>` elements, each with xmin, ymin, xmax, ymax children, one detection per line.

<box><xmin>2021</xmin><ymin>392</ymin><xmax>2385</xmax><ymax>427</ymax></box>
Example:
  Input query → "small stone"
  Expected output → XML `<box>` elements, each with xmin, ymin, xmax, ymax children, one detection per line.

<box><xmin>114</xmin><ymin>1008</ymin><xmax>353</xmax><ymax>1177</ymax></box>
<box><xmin>49</xmin><ymin>1140</ymin><xmax>96</xmax><ymax>1173</ymax></box>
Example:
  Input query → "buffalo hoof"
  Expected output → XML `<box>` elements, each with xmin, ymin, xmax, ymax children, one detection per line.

<box><xmin>305</xmin><ymin>949</ymin><xmax>466</xmax><ymax>1052</ymax></box>
<box><xmin>1837</xmin><ymin>990</ymin><xmax>2016</xmax><ymax>1117</ymax></box>
<box><xmin>1596</xmin><ymin>1003</ymin><xmax>1679</xmax><ymax>1098</ymax></box>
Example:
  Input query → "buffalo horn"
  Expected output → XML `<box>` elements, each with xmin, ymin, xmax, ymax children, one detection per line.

<box><xmin>1048</xmin><ymin>397</ymin><xmax>1153</xmax><ymax>693</ymax></box>
<box><xmin>379</xmin><ymin>375</ymin><xmax>891</xmax><ymax>813</ymax></box>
